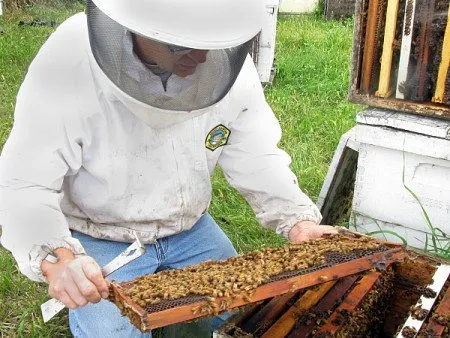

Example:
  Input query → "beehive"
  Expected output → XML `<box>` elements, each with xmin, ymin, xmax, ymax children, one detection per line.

<box><xmin>349</xmin><ymin>0</ymin><xmax>450</xmax><ymax>119</ymax></box>
<box><xmin>216</xmin><ymin>253</ymin><xmax>450</xmax><ymax>338</ymax></box>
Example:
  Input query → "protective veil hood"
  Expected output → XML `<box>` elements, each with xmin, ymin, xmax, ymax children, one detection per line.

<box><xmin>90</xmin><ymin>0</ymin><xmax>263</xmax><ymax>49</ymax></box>
<box><xmin>86</xmin><ymin>0</ymin><xmax>262</xmax><ymax>118</ymax></box>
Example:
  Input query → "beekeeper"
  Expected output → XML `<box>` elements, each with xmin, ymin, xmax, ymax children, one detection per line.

<box><xmin>0</xmin><ymin>0</ymin><xmax>336</xmax><ymax>336</ymax></box>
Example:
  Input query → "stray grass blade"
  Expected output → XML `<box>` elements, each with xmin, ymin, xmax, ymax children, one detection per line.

<box><xmin>366</xmin><ymin>230</ymin><xmax>407</xmax><ymax>246</ymax></box>
<box><xmin>401</xmin><ymin>151</ymin><xmax>441</xmax><ymax>252</ymax></box>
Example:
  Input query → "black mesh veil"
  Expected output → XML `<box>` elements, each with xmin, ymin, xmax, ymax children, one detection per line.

<box><xmin>86</xmin><ymin>0</ymin><xmax>253</xmax><ymax>111</ymax></box>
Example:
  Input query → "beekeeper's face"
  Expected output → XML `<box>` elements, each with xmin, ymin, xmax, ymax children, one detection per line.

<box><xmin>133</xmin><ymin>34</ymin><xmax>209</xmax><ymax>77</ymax></box>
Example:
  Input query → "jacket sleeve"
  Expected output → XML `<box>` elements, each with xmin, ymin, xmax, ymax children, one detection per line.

<box><xmin>218</xmin><ymin>58</ymin><xmax>322</xmax><ymax>238</ymax></box>
<box><xmin>0</xmin><ymin>16</ymin><xmax>88</xmax><ymax>282</ymax></box>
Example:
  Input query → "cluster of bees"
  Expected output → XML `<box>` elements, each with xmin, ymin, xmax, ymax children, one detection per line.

<box><xmin>124</xmin><ymin>235</ymin><xmax>382</xmax><ymax>312</ymax></box>
<box><xmin>336</xmin><ymin>269</ymin><xmax>395</xmax><ymax>338</ymax></box>
<box><xmin>402</xmin><ymin>326</ymin><xmax>417</xmax><ymax>338</ymax></box>
<box><xmin>410</xmin><ymin>305</ymin><xmax>429</xmax><ymax>321</ymax></box>
<box><xmin>431</xmin><ymin>312</ymin><xmax>450</xmax><ymax>326</ymax></box>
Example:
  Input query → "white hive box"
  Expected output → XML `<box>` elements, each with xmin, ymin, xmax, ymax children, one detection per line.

<box><xmin>351</xmin><ymin>109</ymin><xmax>450</xmax><ymax>249</ymax></box>
<box><xmin>318</xmin><ymin>108</ymin><xmax>450</xmax><ymax>250</ymax></box>
<box><xmin>254</xmin><ymin>0</ymin><xmax>279</xmax><ymax>84</ymax></box>
<box><xmin>279</xmin><ymin>0</ymin><xmax>318</xmax><ymax>13</ymax></box>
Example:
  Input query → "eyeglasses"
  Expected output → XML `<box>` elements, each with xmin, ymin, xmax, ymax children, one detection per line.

<box><xmin>166</xmin><ymin>43</ymin><xmax>193</xmax><ymax>55</ymax></box>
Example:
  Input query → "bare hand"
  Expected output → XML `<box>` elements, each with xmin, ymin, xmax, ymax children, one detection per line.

<box><xmin>41</xmin><ymin>248</ymin><xmax>109</xmax><ymax>309</ymax></box>
<box><xmin>288</xmin><ymin>221</ymin><xmax>338</xmax><ymax>243</ymax></box>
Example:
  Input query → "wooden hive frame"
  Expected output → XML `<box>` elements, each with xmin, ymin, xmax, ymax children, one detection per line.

<box><xmin>108</xmin><ymin>237</ymin><xmax>406</xmax><ymax>332</ymax></box>
<box><xmin>349</xmin><ymin>0</ymin><xmax>450</xmax><ymax>119</ymax></box>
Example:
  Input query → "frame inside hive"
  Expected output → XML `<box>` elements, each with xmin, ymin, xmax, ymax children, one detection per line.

<box><xmin>108</xmin><ymin>235</ymin><xmax>405</xmax><ymax>332</ymax></box>
<box><xmin>217</xmin><ymin>251</ymin><xmax>449</xmax><ymax>338</ymax></box>
<box><xmin>349</xmin><ymin>0</ymin><xmax>450</xmax><ymax>119</ymax></box>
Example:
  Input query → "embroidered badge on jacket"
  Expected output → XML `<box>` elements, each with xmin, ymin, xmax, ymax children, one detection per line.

<box><xmin>205</xmin><ymin>124</ymin><xmax>231</xmax><ymax>151</ymax></box>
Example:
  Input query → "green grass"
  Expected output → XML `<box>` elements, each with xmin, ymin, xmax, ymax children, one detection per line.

<box><xmin>0</xmin><ymin>250</ymin><xmax>70</xmax><ymax>336</ymax></box>
<box><xmin>0</xmin><ymin>2</ymin><xmax>85</xmax><ymax>148</ymax></box>
<box><xmin>0</xmin><ymin>4</ymin><xmax>359</xmax><ymax>336</ymax></box>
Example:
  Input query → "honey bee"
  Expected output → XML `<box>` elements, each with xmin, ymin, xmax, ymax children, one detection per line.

<box><xmin>123</xmin><ymin>234</ymin><xmax>382</xmax><ymax>312</ymax></box>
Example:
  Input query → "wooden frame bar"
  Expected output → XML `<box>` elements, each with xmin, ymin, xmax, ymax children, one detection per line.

<box><xmin>240</xmin><ymin>291</ymin><xmax>297</xmax><ymax>335</ymax></box>
<box><xmin>286</xmin><ymin>275</ymin><xmax>360</xmax><ymax>338</ymax></box>
<box><xmin>423</xmin><ymin>281</ymin><xmax>450</xmax><ymax>336</ymax></box>
<box><xmin>360</xmin><ymin>0</ymin><xmax>384</xmax><ymax>93</ymax></box>
<box><xmin>261</xmin><ymin>281</ymin><xmax>336</xmax><ymax>338</ymax></box>
<box><xmin>375</xmin><ymin>0</ymin><xmax>400</xmax><ymax>98</ymax></box>
<box><xmin>348</xmin><ymin>93</ymin><xmax>450</xmax><ymax>119</ymax></box>
<box><xmin>432</xmin><ymin>5</ymin><xmax>450</xmax><ymax>104</ymax></box>
<box><xmin>316</xmin><ymin>271</ymin><xmax>382</xmax><ymax>335</ymax></box>
<box><xmin>349</xmin><ymin>0</ymin><xmax>450</xmax><ymax>119</ymax></box>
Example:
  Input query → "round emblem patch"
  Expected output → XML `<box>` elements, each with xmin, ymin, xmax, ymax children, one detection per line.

<box><xmin>205</xmin><ymin>124</ymin><xmax>231</xmax><ymax>151</ymax></box>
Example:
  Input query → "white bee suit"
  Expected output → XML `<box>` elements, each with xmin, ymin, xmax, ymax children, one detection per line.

<box><xmin>0</xmin><ymin>13</ymin><xmax>321</xmax><ymax>282</ymax></box>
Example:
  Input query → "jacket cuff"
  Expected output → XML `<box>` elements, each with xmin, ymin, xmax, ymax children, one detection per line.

<box><xmin>29</xmin><ymin>237</ymin><xmax>86</xmax><ymax>282</ymax></box>
<box><xmin>278</xmin><ymin>211</ymin><xmax>322</xmax><ymax>239</ymax></box>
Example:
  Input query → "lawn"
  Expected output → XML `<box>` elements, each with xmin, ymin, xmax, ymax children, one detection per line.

<box><xmin>0</xmin><ymin>3</ymin><xmax>360</xmax><ymax>336</ymax></box>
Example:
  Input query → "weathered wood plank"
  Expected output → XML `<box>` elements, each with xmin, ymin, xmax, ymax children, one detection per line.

<box><xmin>315</xmin><ymin>271</ymin><xmax>382</xmax><ymax>335</ymax></box>
<box><xmin>240</xmin><ymin>291</ymin><xmax>297</xmax><ymax>335</ymax></box>
<box><xmin>286</xmin><ymin>274</ymin><xmax>360</xmax><ymax>337</ymax></box>
<box><xmin>261</xmin><ymin>281</ymin><xmax>336</xmax><ymax>338</ymax></box>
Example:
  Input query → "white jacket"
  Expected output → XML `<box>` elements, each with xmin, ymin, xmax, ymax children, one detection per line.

<box><xmin>0</xmin><ymin>13</ymin><xmax>321</xmax><ymax>282</ymax></box>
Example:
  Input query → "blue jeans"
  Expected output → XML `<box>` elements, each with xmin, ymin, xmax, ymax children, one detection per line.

<box><xmin>69</xmin><ymin>213</ymin><xmax>237</xmax><ymax>337</ymax></box>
